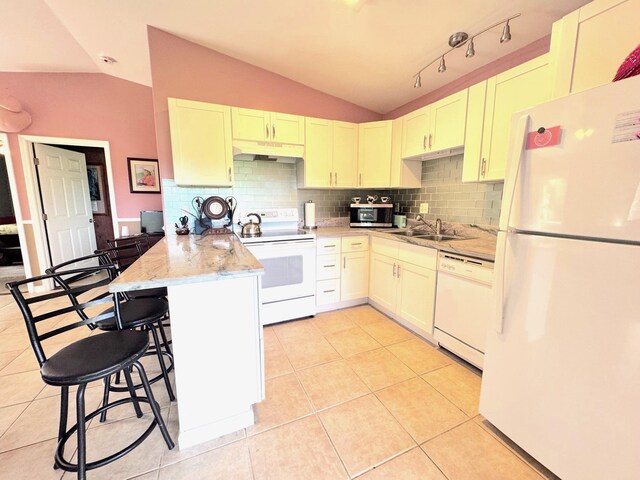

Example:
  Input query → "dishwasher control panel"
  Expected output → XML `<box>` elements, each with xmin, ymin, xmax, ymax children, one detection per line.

<box><xmin>437</xmin><ymin>253</ymin><xmax>494</xmax><ymax>285</ymax></box>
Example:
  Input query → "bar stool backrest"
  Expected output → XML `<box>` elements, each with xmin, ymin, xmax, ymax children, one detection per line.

<box><xmin>6</xmin><ymin>265</ymin><xmax>119</xmax><ymax>367</ymax></box>
<box><xmin>96</xmin><ymin>242</ymin><xmax>143</xmax><ymax>273</ymax></box>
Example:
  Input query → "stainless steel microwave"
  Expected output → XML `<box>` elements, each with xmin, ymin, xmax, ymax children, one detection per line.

<box><xmin>350</xmin><ymin>203</ymin><xmax>393</xmax><ymax>227</ymax></box>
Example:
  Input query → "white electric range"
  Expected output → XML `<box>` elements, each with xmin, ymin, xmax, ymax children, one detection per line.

<box><xmin>235</xmin><ymin>208</ymin><xmax>316</xmax><ymax>325</ymax></box>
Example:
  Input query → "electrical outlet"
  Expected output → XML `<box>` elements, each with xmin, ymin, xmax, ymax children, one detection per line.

<box><xmin>419</xmin><ymin>203</ymin><xmax>429</xmax><ymax>214</ymax></box>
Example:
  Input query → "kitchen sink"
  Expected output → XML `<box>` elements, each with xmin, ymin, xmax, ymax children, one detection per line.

<box><xmin>387</xmin><ymin>231</ymin><xmax>469</xmax><ymax>242</ymax></box>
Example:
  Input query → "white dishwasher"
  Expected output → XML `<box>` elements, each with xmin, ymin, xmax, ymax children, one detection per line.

<box><xmin>434</xmin><ymin>252</ymin><xmax>494</xmax><ymax>370</ymax></box>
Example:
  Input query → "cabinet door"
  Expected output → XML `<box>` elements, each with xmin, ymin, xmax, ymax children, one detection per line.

<box><xmin>304</xmin><ymin>117</ymin><xmax>332</xmax><ymax>187</ymax></box>
<box><xmin>332</xmin><ymin>121</ymin><xmax>358</xmax><ymax>187</ymax></box>
<box><xmin>391</xmin><ymin>118</ymin><xmax>422</xmax><ymax>188</ymax></box>
<box><xmin>341</xmin><ymin>251</ymin><xmax>369</xmax><ymax>301</ymax></box>
<box><xmin>396</xmin><ymin>261</ymin><xmax>436</xmax><ymax>334</ymax></box>
<box><xmin>369</xmin><ymin>252</ymin><xmax>397</xmax><ymax>311</ymax></box>
<box><xmin>271</xmin><ymin>112</ymin><xmax>305</xmax><ymax>144</ymax></box>
<box><xmin>462</xmin><ymin>81</ymin><xmax>488</xmax><ymax>182</ymax></box>
<box><xmin>482</xmin><ymin>54</ymin><xmax>551</xmax><ymax>181</ymax></box>
<box><xmin>168</xmin><ymin>98</ymin><xmax>233</xmax><ymax>186</ymax></box>
<box><xmin>358</xmin><ymin>121</ymin><xmax>392</xmax><ymax>187</ymax></box>
<box><xmin>401</xmin><ymin>105</ymin><xmax>430</xmax><ymax>158</ymax></box>
<box><xmin>550</xmin><ymin>0</ymin><xmax>640</xmax><ymax>97</ymax></box>
<box><xmin>429</xmin><ymin>89</ymin><xmax>468</xmax><ymax>152</ymax></box>
<box><xmin>231</xmin><ymin>107</ymin><xmax>270</xmax><ymax>141</ymax></box>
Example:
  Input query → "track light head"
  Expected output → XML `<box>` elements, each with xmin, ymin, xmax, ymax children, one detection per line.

<box><xmin>465</xmin><ymin>38</ymin><xmax>475</xmax><ymax>58</ymax></box>
<box><xmin>437</xmin><ymin>56</ymin><xmax>446</xmax><ymax>73</ymax></box>
<box><xmin>500</xmin><ymin>20</ymin><xmax>512</xmax><ymax>43</ymax></box>
<box><xmin>414</xmin><ymin>74</ymin><xmax>422</xmax><ymax>88</ymax></box>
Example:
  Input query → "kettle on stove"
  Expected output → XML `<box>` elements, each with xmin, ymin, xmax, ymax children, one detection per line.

<box><xmin>238</xmin><ymin>213</ymin><xmax>262</xmax><ymax>236</ymax></box>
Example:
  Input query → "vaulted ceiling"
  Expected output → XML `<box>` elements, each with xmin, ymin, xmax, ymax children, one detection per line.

<box><xmin>2</xmin><ymin>0</ymin><xmax>590</xmax><ymax>113</ymax></box>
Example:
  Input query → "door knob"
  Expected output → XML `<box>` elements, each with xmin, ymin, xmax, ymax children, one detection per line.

<box><xmin>89</xmin><ymin>218</ymin><xmax>94</xmax><ymax>223</ymax></box>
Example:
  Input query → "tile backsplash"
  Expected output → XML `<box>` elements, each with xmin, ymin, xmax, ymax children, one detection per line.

<box><xmin>390</xmin><ymin>154</ymin><xmax>503</xmax><ymax>226</ymax></box>
<box><xmin>162</xmin><ymin>155</ymin><xmax>503</xmax><ymax>232</ymax></box>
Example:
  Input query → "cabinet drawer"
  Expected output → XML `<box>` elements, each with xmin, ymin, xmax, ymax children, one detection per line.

<box><xmin>317</xmin><ymin>254</ymin><xmax>341</xmax><ymax>280</ymax></box>
<box><xmin>317</xmin><ymin>279</ymin><xmax>340</xmax><ymax>306</ymax></box>
<box><xmin>342</xmin><ymin>235</ymin><xmax>369</xmax><ymax>253</ymax></box>
<box><xmin>371</xmin><ymin>237</ymin><xmax>399</xmax><ymax>258</ymax></box>
<box><xmin>317</xmin><ymin>237</ymin><xmax>341</xmax><ymax>255</ymax></box>
<box><xmin>398</xmin><ymin>243</ymin><xmax>437</xmax><ymax>270</ymax></box>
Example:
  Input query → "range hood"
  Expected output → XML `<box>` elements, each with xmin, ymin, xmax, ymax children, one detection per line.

<box><xmin>233</xmin><ymin>140</ymin><xmax>304</xmax><ymax>163</ymax></box>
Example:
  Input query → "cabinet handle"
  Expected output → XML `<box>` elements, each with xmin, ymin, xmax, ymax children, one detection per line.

<box><xmin>481</xmin><ymin>158</ymin><xmax>486</xmax><ymax>177</ymax></box>
<box><xmin>393</xmin><ymin>263</ymin><xmax>397</xmax><ymax>277</ymax></box>
<box><xmin>329</xmin><ymin>172</ymin><xmax>333</xmax><ymax>186</ymax></box>
<box><xmin>266</xmin><ymin>124</ymin><xmax>270</xmax><ymax>139</ymax></box>
<box><xmin>323</xmin><ymin>289</ymin><xmax>335</xmax><ymax>293</ymax></box>
<box><xmin>228</xmin><ymin>167</ymin><xmax>232</xmax><ymax>181</ymax></box>
<box><xmin>359</xmin><ymin>173</ymin><xmax>362</xmax><ymax>186</ymax></box>
<box><xmin>428</xmin><ymin>133</ymin><xmax>432</xmax><ymax>149</ymax></box>
<box><xmin>325</xmin><ymin>264</ymin><xmax>335</xmax><ymax>268</ymax></box>
<box><xmin>272</xmin><ymin>125</ymin><xmax>276</xmax><ymax>139</ymax></box>
<box><xmin>397</xmin><ymin>264</ymin><xmax>401</xmax><ymax>278</ymax></box>
<box><xmin>335</xmin><ymin>172</ymin><xmax>338</xmax><ymax>184</ymax></box>
<box><xmin>324</xmin><ymin>244</ymin><xmax>335</xmax><ymax>248</ymax></box>
<box><xmin>351</xmin><ymin>242</ymin><xmax>362</xmax><ymax>246</ymax></box>
<box><xmin>343</xmin><ymin>257</ymin><xmax>346</xmax><ymax>269</ymax></box>
<box><xmin>423</xmin><ymin>134</ymin><xmax>427</xmax><ymax>150</ymax></box>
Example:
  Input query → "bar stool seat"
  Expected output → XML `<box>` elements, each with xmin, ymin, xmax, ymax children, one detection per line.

<box><xmin>41</xmin><ymin>331</ymin><xmax>149</xmax><ymax>386</ymax></box>
<box><xmin>96</xmin><ymin>298</ymin><xmax>169</xmax><ymax>331</ymax></box>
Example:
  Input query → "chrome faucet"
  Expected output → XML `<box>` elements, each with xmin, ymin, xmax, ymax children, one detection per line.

<box><xmin>415</xmin><ymin>215</ymin><xmax>442</xmax><ymax>235</ymax></box>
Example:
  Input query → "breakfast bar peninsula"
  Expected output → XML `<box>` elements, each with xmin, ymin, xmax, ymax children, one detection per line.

<box><xmin>109</xmin><ymin>234</ymin><xmax>264</xmax><ymax>449</ymax></box>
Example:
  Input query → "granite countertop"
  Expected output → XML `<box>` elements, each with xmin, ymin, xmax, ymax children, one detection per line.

<box><xmin>312</xmin><ymin>223</ymin><xmax>497</xmax><ymax>261</ymax></box>
<box><xmin>109</xmin><ymin>234</ymin><xmax>264</xmax><ymax>293</ymax></box>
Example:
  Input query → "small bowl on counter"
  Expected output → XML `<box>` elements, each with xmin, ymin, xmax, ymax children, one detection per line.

<box><xmin>175</xmin><ymin>227</ymin><xmax>190</xmax><ymax>236</ymax></box>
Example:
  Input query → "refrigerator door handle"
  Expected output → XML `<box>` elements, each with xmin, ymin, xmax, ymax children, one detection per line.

<box><xmin>494</xmin><ymin>232</ymin><xmax>508</xmax><ymax>334</ymax></box>
<box><xmin>500</xmin><ymin>114</ymin><xmax>531</xmax><ymax>232</ymax></box>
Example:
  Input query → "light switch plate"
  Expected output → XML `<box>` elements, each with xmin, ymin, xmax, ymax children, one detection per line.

<box><xmin>419</xmin><ymin>203</ymin><xmax>429</xmax><ymax>214</ymax></box>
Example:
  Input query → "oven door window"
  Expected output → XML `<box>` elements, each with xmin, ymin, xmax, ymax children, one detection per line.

<box><xmin>260</xmin><ymin>256</ymin><xmax>303</xmax><ymax>288</ymax></box>
<box><xmin>358</xmin><ymin>208</ymin><xmax>375</xmax><ymax>222</ymax></box>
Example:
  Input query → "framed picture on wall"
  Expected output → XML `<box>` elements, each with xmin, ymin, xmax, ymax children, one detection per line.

<box><xmin>127</xmin><ymin>158</ymin><xmax>161</xmax><ymax>194</ymax></box>
<box><xmin>86</xmin><ymin>164</ymin><xmax>107</xmax><ymax>214</ymax></box>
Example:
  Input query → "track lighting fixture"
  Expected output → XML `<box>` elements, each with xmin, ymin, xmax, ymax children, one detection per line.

<box><xmin>500</xmin><ymin>20</ymin><xmax>512</xmax><ymax>43</ymax></box>
<box><xmin>437</xmin><ymin>56</ymin><xmax>447</xmax><ymax>73</ymax></box>
<box><xmin>465</xmin><ymin>38</ymin><xmax>475</xmax><ymax>58</ymax></box>
<box><xmin>413</xmin><ymin>13</ymin><xmax>520</xmax><ymax>87</ymax></box>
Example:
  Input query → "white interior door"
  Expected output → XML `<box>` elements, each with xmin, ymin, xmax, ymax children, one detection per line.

<box><xmin>34</xmin><ymin>144</ymin><xmax>97</xmax><ymax>268</ymax></box>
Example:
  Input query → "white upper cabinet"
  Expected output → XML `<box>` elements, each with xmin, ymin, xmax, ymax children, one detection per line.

<box><xmin>231</xmin><ymin>107</ymin><xmax>305</xmax><ymax>144</ymax></box>
<box><xmin>358</xmin><ymin>120</ymin><xmax>392</xmax><ymax>187</ymax></box>
<box><xmin>300</xmin><ymin>118</ymin><xmax>358</xmax><ymax>188</ymax></box>
<box><xmin>550</xmin><ymin>0</ymin><xmax>640</xmax><ymax>98</ymax></box>
<box><xmin>401</xmin><ymin>89</ymin><xmax>468</xmax><ymax>160</ymax></box>
<box><xmin>168</xmin><ymin>98</ymin><xmax>233</xmax><ymax>187</ymax></box>
<box><xmin>462</xmin><ymin>55</ymin><xmax>552</xmax><ymax>182</ymax></box>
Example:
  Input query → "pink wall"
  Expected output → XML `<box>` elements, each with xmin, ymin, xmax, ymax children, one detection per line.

<box><xmin>0</xmin><ymin>72</ymin><xmax>160</xmax><ymax>219</ymax></box>
<box><xmin>383</xmin><ymin>36</ymin><xmax>551</xmax><ymax>119</ymax></box>
<box><xmin>147</xmin><ymin>27</ymin><xmax>382</xmax><ymax>179</ymax></box>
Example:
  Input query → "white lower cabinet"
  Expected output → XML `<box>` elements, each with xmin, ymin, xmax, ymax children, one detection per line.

<box><xmin>316</xmin><ymin>235</ymin><xmax>369</xmax><ymax>311</ymax></box>
<box><xmin>369</xmin><ymin>237</ymin><xmax>437</xmax><ymax>337</ymax></box>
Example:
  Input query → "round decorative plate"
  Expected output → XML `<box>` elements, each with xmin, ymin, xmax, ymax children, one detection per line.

<box><xmin>202</xmin><ymin>196</ymin><xmax>229</xmax><ymax>220</ymax></box>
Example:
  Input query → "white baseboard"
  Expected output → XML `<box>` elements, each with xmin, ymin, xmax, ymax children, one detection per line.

<box><xmin>316</xmin><ymin>297</ymin><xmax>367</xmax><ymax>313</ymax></box>
<box><xmin>367</xmin><ymin>299</ymin><xmax>437</xmax><ymax>347</ymax></box>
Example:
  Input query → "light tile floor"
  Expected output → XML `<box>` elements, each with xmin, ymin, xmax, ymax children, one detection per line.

<box><xmin>0</xmin><ymin>294</ymin><xmax>557</xmax><ymax>480</ymax></box>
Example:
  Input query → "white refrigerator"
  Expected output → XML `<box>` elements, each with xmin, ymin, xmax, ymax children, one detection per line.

<box><xmin>480</xmin><ymin>75</ymin><xmax>640</xmax><ymax>480</ymax></box>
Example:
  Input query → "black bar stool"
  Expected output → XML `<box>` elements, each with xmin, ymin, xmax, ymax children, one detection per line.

<box><xmin>99</xmin><ymin>240</ymin><xmax>168</xmax><ymax>300</ymax></box>
<box><xmin>6</xmin><ymin>266</ymin><xmax>174</xmax><ymax>480</ymax></box>
<box><xmin>47</xmin><ymin>253</ymin><xmax>176</xmax><ymax>415</ymax></box>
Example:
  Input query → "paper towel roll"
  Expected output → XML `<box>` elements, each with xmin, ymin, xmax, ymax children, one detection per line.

<box><xmin>304</xmin><ymin>201</ymin><xmax>316</xmax><ymax>228</ymax></box>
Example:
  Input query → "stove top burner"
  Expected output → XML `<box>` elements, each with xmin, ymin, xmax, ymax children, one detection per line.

<box><xmin>236</xmin><ymin>228</ymin><xmax>315</xmax><ymax>244</ymax></box>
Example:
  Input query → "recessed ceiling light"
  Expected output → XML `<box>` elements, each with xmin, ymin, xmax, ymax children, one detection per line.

<box><xmin>99</xmin><ymin>55</ymin><xmax>117</xmax><ymax>64</ymax></box>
